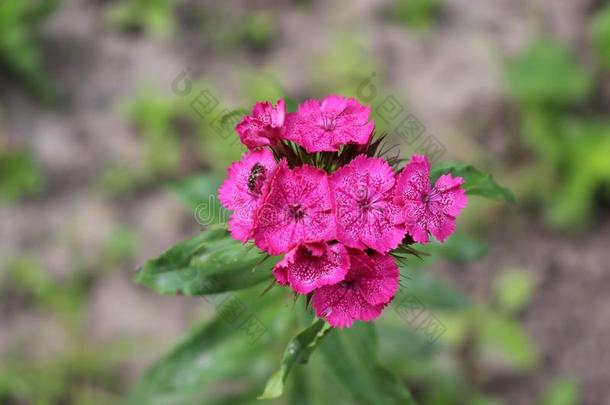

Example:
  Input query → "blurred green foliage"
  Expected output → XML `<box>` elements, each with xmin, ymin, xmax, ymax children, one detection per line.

<box><xmin>126</xmin><ymin>87</ymin><xmax>182</xmax><ymax>176</ymax></box>
<box><xmin>0</xmin><ymin>225</ymin><xmax>139</xmax><ymax>404</ymax></box>
<box><xmin>241</xmin><ymin>13</ymin><xmax>275</xmax><ymax>50</ymax></box>
<box><xmin>200</xmin><ymin>8</ymin><xmax>278</xmax><ymax>53</ymax></box>
<box><xmin>494</xmin><ymin>270</ymin><xmax>535</xmax><ymax>315</ymax></box>
<box><xmin>100</xmin><ymin>87</ymin><xmax>186</xmax><ymax>194</ymax></box>
<box><xmin>314</xmin><ymin>35</ymin><xmax>377</xmax><ymax>97</ymax></box>
<box><xmin>592</xmin><ymin>3</ymin><xmax>610</xmax><ymax>68</ymax></box>
<box><xmin>393</xmin><ymin>0</ymin><xmax>442</xmax><ymax>31</ymax></box>
<box><xmin>231</xmin><ymin>12</ymin><xmax>277</xmax><ymax>51</ymax></box>
<box><xmin>504</xmin><ymin>39</ymin><xmax>610</xmax><ymax>229</ymax></box>
<box><xmin>0</xmin><ymin>146</ymin><xmax>44</xmax><ymax>202</ymax></box>
<box><xmin>100</xmin><ymin>227</ymin><xmax>138</xmax><ymax>267</ymax></box>
<box><xmin>0</xmin><ymin>0</ymin><xmax>58</xmax><ymax>100</ymax></box>
<box><xmin>0</xmin><ymin>259</ymin><xmax>123</xmax><ymax>404</ymax></box>
<box><xmin>105</xmin><ymin>0</ymin><xmax>178</xmax><ymax>38</ymax></box>
<box><xmin>504</xmin><ymin>41</ymin><xmax>592</xmax><ymax>106</ymax></box>
<box><xmin>539</xmin><ymin>377</ymin><xmax>580</xmax><ymax>405</ymax></box>
<box><xmin>239</xmin><ymin>71</ymin><xmax>285</xmax><ymax>105</ymax></box>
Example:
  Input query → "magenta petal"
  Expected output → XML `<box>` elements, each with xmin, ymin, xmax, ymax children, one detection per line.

<box><xmin>433</xmin><ymin>174</ymin><xmax>468</xmax><ymax>217</ymax></box>
<box><xmin>313</xmin><ymin>287</ymin><xmax>382</xmax><ymax>328</ymax></box>
<box><xmin>218</xmin><ymin>149</ymin><xmax>277</xmax><ymax>242</ymax></box>
<box><xmin>236</xmin><ymin>99</ymin><xmax>286</xmax><ymax>149</ymax></box>
<box><xmin>312</xmin><ymin>249</ymin><xmax>399</xmax><ymax>328</ymax></box>
<box><xmin>253</xmin><ymin>162</ymin><xmax>335</xmax><ymax>255</ymax></box>
<box><xmin>312</xmin><ymin>287</ymin><xmax>359</xmax><ymax>328</ymax></box>
<box><xmin>395</xmin><ymin>154</ymin><xmax>467</xmax><ymax>244</ymax></box>
<box><xmin>330</xmin><ymin>155</ymin><xmax>406</xmax><ymax>253</ymax></box>
<box><xmin>394</xmin><ymin>154</ymin><xmax>431</xmax><ymax>205</ymax></box>
<box><xmin>284</xmin><ymin>95</ymin><xmax>374</xmax><ymax>153</ymax></box>
<box><xmin>273</xmin><ymin>243</ymin><xmax>349</xmax><ymax>294</ymax></box>
<box><xmin>427</xmin><ymin>210</ymin><xmax>456</xmax><ymax>243</ymax></box>
<box><xmin>348</xmin><ymin>249</ymin><xmax>399</xmax><ymax>306</ymax></box>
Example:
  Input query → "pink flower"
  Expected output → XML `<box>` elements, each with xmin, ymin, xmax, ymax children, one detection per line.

<box><xmin>218</xmin><ymin>149</ymin><xmax>277</xmax><ymax>242</ymax></box>
<box><xmin>330</xmin><ymin>155</ymin><xmax>406</xmax><ymax>253</ymax></box>
<box><xmin>235</xmin><ymin>99</ymin><xmax>286</xmax><ymax>149</ymax></box>
<box><xmin>253</xmin><ymin>161</ymin><xmax>336</xmax><ymax>255</ymax></box>
<box><xmin>284</xmin><ymin>95</ymin><xmax>374</xmax><ymax>152</ymax></box>
<box><xmin>313</xmin><ymin>249</ymin><xmax>399</xmax><ymax>328</ymax></box>
<box><xmin>394</xmin><ymin>155</ymin><xmax>467</xmax><ymax>243</ymax></box>
<box><xmin>273</xmin><ymin>242</ymin><xmax>349</xmax><ymax>294</ymax></box>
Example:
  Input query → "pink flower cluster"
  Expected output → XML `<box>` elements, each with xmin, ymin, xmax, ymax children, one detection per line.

<box><xmin>219</xmin><ymin>95</ymin><xmax>467</xmax><ymax>328</ymax></box>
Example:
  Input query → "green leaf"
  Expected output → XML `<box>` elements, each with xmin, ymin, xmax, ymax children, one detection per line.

<box><xmin>259</xmin><ymin>318</ymin><xmax>331</xmax><ymax>400</ymax></box>
<box><xmin>287</xmin><ymin>362</ymin><xmax>311</xmax><ymax>405</ymax></box>
<box><xmin>128</xmin><ymin>288</ymin><xmax>285</xmax><ymax>404</ymax></box>
<box><xmin>320</xmin><ymin>323</ymin><xmax>416</xmax><ymax>405</ymax></box>
<box><xmin>135</xmin><ymin>227</ymin><xmax>277</xmax><ymax>295</ymax></box>
<box><xmin>431</xmin><ymin>163</ymin><xmax>515</xmax><ymax>203</ymax></box>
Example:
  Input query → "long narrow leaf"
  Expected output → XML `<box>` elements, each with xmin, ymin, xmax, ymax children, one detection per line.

<box><xmin>259</xmin><ymin>318</ymin><xmax>331</xmax><ymax>400</ymax></box>
<box><xmin>320</xmin><ymin>323</ymin><xmax>417</xmax><ymax>405</ymax></box>
<box><xmin>135</xmin><ymin>228</ymin><xmax>277</xmax><ymax>295</ymax></box>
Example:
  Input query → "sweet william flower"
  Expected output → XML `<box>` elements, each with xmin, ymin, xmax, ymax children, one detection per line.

<box><xmin>253</xmin><ymin>161</ymin><xmax>336</xmax><ymax>255</ymax></box>
<box><xmin>235</xmin><ymin>99</ymin><xmax>286</xmax><ymax>149</ymax></box>
<box><xmin>216</xmin><ymin>95</ymin><xmax>473</xmax><ymax>329</ymax></box>
<box><xmin>394</xmin><ymin>154</ymin><xmax>467</xmax><ymax>243</ymax></box>
<box><xmin>273</xmin><ymin>242</ymin><xmax>349</xmax><ymax>295</ymax></box>
<box><xmin>312</xmin><ymin>249</ymin><xmax>399</xmax><ymax>328</ymax></box>
<box><xmin>218</xmin><ymin>149</ymin><xmax>277</xmax><ymax>242</ymax></box>
<box><xmin>330</xmin><ymin>155</ymin><xmax>406</xmax><ymax>253</ymax></box>
<box><xmin>284</xmin><ymin>95</ymin><xmax>374</xmax><ymax>152</ymax></box>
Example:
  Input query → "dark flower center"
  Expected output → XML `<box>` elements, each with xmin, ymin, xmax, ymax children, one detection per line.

<box><xmin>423</xmin><ymin>189</ymin><xmax>440</xmax><ymax>205</ymax></box>
<box><xmin>358</xmin><ymin>197</ymin><xmax>374</xmax><ymax>212</ymax></box>
<box><xmin>288</xmin><ymin>204</ymin><xmax>305</xmax><ymax>221</ymax></box>
<box><xmin>320</xmin><ymin>114</ymin><xmax>337</xmax><ymax>131</ymax></box>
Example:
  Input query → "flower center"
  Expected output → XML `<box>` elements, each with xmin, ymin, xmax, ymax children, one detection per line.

<box><xmin>358</xmin><ymin>197</ymin><xmax>374</xmax><ymax>212</ymax></box>
<box><xmin>355</xmin><ymin>188</ymin><xmax>376</xmax><ymax>212</ymax></box>
<box><xmin>320</xmin><ymin>114</ymin><xmax>337</xmax><ymax>131</ymax></box>
<box><xmin>288</xmin><ymin>204</ymin><xmax>305</xmax><ymax>221</ymax></box>
<box><xmin>423</xmin><ymin>189</ymin><xmax>440</xmax><ymax>204</ymax></box>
